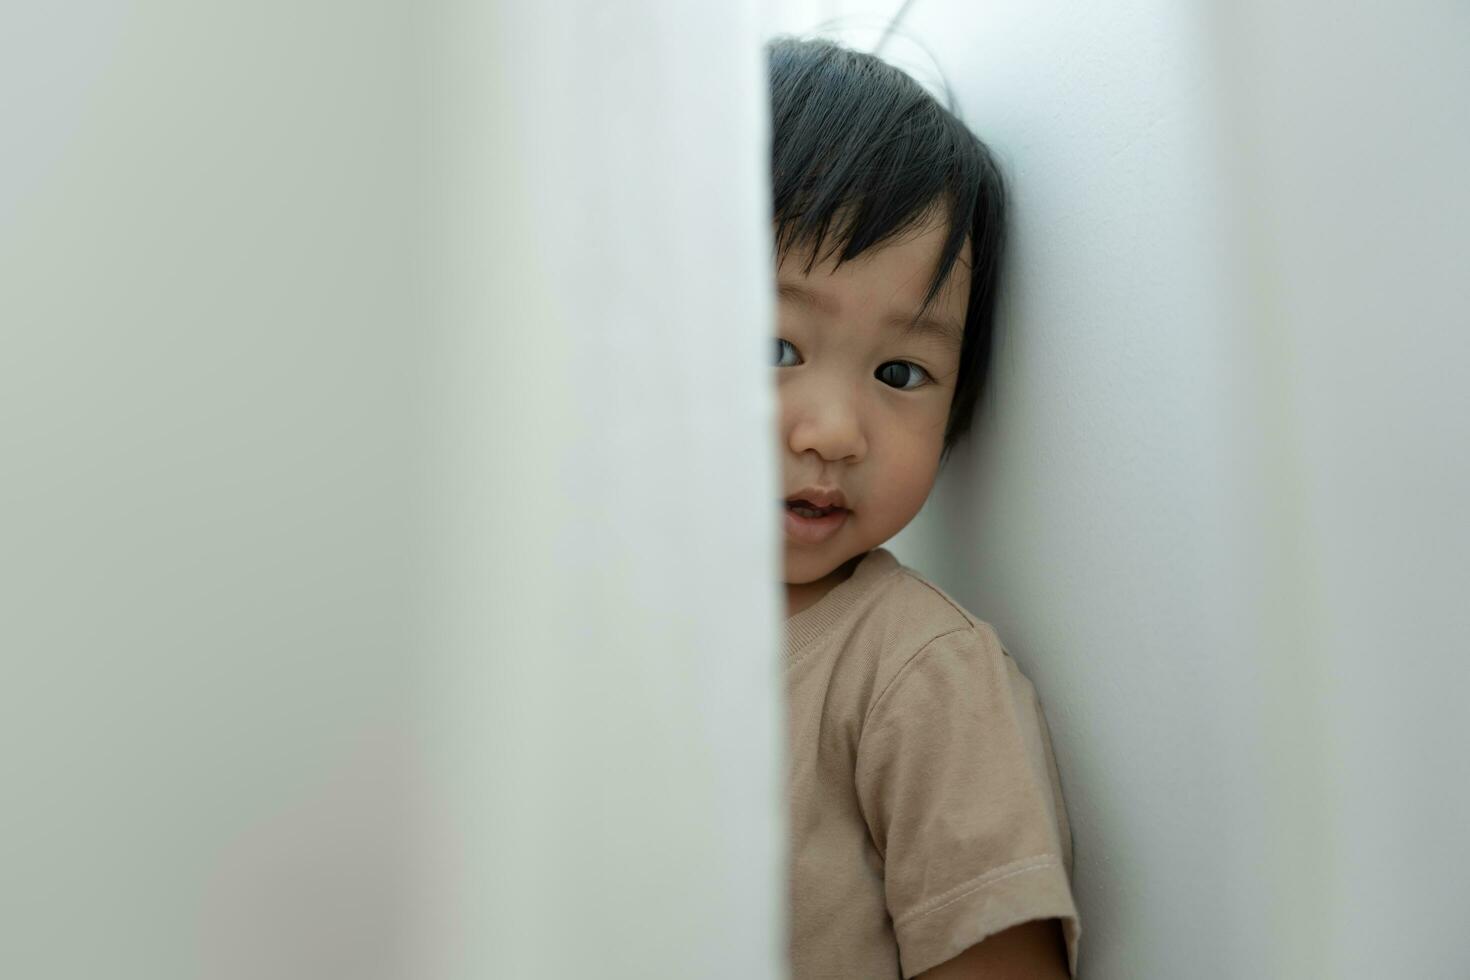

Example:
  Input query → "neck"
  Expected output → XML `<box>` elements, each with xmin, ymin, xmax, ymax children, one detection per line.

<box><xmin>785</xmin><ymin>553</ymin><xmax>865</xmax><ymax>617</ymax></box>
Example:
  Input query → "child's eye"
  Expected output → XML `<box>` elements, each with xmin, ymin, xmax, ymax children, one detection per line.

<box><xmin>875</xmin><ymin>361</ymin><xmax>930</xmax><ymax>390</ymax></box>
<box><xmin>774</xmin><ymin>338</ymin><xmax>802</xmax><ymax>368</ymax></box>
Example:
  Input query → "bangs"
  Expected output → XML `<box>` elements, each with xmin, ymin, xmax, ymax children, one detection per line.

<box><xmin>769</xmin><ymin>37</ymin><xmax>996</xmax><ymax>327</ymax></box>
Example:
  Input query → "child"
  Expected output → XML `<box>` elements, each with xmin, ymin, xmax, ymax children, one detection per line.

<box><xmin>770</xmin><ymin>38</ymin><xmax>1080</xmax><ymax>979</ymax></box>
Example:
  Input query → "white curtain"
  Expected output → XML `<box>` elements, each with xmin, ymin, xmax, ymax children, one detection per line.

<box><xmin>0</xmin><ymin>2</ymin><xmax>784</xmax><ymax>978</ymax></box>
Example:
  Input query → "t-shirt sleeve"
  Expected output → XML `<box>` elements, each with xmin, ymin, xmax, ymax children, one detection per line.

<box><xmin>853</xmin><ymin>624</ymin><xmax>1080</xmax><ymax>978</ymax></box>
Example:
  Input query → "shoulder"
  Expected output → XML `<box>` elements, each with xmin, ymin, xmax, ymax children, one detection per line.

<box><xmin>854</xmin><ymin>558</ymin><xmax>1018</xmax><ymax>705</ymax></box>
<box><xmin>857</xmin><ymin>555</ymin><xmax>981</xmax><ymax>639</ymax></box>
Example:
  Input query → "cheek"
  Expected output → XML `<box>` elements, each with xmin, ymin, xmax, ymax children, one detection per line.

<box><xmin>773</xmin><ymin>369</ymin><xmax>800</xmax><ymax>422</ymax></box>
<box><xmin>869</xmin><ymin>423</ymin><xmax>944</xmax><ymax>530</ymax></box>
<box><xmin>774</xmin><ymin>383</ymin><xmax>794</xmax><ymax>430</ymax></box>
<box><xmin>885</xmin><ymin>456</ymin><xmax>938</xmax><ymax>525</ymax></box>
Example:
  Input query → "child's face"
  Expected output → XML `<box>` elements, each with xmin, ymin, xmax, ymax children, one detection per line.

<box><xmin>775</xmin><ymin>216</ymin><xmax>971</xmax><ymax>586</ymax></box>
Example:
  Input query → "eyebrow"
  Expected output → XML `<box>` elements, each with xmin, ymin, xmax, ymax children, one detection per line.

<box><xmin>777</xmin><ymin>281</ymin><xmax>964</xmax><ymax>351</ymax></box>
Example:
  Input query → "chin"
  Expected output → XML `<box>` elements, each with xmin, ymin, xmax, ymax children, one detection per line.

<box><xmin>784</xmin><ymin>548</ymin><xmax>854</xmax><ymax>585</ymax></box>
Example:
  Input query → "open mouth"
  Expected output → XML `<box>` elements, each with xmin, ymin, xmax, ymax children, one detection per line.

<box><xmin>782</xmin><ymin>493</ymin><xmax>851</xmax><ymax>545</ymax></box>
<box><xmin>785</xmin><ymin>499</ymin><xmax>845</xmax><ymax>519</ymax></box>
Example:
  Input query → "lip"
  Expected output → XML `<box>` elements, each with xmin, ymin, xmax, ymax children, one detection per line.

<box><xmin>785</xmin><ymin>486</ymin><xmax>848</xmax><ymax>511</ymax></box>
<box><xmin>783</xmin><ymin>505</ymin><xmax>849</xmax><ymax>545</ymax></box>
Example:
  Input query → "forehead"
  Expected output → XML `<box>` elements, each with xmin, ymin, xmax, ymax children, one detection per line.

<box><xmin>776</xmin><ymin>219</ymin><xmax>971</xmax><ymax>347</ymax></box>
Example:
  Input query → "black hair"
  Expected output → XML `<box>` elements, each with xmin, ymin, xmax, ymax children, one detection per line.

<box><xmin>767</xmin><ymin>35</ymin><xmax>1006</xmax><ymax>453</ymax></box>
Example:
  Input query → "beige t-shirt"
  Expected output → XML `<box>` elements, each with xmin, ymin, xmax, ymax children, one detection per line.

<box><xmin>785</xmin><ymin>548</ymin><xmax>1080</xmax><ymax>979</ymax></box>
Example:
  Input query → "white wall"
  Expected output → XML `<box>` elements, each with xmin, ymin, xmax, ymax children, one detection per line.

<box><xmin>8</xmin><ymin>3</ymin><xmax>1463</xmax><ymax>977</ymax></box>
<box><xmin>414</xmin><ymin>3</ymin><xmax>785</xmax><ymax>978</ymax></box>
<box><xmin>1212</xmin><ymin>4</ymin><xmax>1470</xmax><ymax>975</ymax></box>
<box><xmin>1</xmin><ymin>3</ymin><xmax>785</xmax><ymax>979</ymax></box>
<box><xmin>885</xmin><ymin>2</ymin><xmax>1470</xmax><ymax>977</ymax></box>
<box><xmin>2</xmin><ymin>5</ymin><xmax>427</xmax><ymax>976</ymax></box>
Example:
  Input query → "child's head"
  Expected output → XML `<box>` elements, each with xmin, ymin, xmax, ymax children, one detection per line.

<box><xmin>768</xmin><ymin>36</ymin><xmax>1006</xmax><ymax>589</ymax></box>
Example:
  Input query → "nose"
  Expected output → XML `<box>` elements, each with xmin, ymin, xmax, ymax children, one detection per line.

<box><xmin>784</xmin><ymin>379</ymin><xmax>867</xmax><ymax>464</ymax></box>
